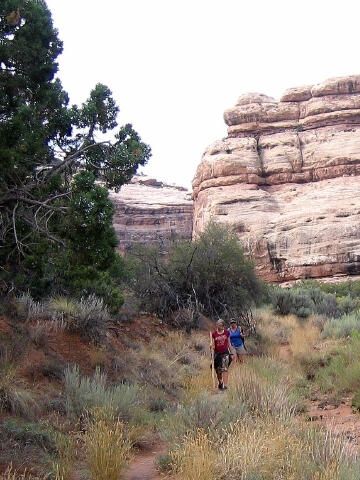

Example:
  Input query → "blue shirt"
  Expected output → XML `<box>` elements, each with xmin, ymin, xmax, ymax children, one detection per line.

<box><xmin>228</xmin><ymin>327</ymin><xmax>244</xmax><ymax>347</ymax></box>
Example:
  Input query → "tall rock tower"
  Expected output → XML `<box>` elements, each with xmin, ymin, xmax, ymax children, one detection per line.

<box><xmin>192</xmin><ymin>76</ymin><xmax>360</xmax><ymax>282</ymax></box>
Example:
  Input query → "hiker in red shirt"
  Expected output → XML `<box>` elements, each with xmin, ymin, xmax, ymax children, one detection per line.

<box><xmin>211</xmin><ymin>319</ymin><xmax>232</xmax><ymax>390</ymax></box>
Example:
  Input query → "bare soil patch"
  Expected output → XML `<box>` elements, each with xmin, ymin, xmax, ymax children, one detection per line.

<box><xmin>123</xmin><ymin>443</ymin><xmax>168</xmax><ymax>480</ymax></box>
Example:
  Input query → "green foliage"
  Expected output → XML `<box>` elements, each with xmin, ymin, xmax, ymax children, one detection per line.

<box><xmin>271</xmin><ymin>288</ymin><xmax>313</xmax><ymax>317</ymax></box>
<box><xmin>129</xmin><ymin>223</ymin><xmax>261</xmax><ymax>328</ymax></box>
<box><xmin>0</xmin><ymin>1</ymin><xmax>151</xmax><ymax>309</ymax></box>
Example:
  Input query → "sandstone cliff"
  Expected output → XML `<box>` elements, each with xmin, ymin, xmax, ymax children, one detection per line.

<box><xmin>110</xmin><ymin>176</ymin><xmax>193</xmax><ymax>254</ymax></box>
<box><xmin>192</xmin><ymin>75</ymin><xmax>360</xmax><ymax>282</ymax></box>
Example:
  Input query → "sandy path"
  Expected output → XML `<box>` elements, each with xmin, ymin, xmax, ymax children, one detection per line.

<box><xmin>123</xmin><ymin>443</ymin><xmax>168</xmax><ymax>480</ymax></box>
<box><xmin>307</xmin><ymin>397</ymin><xmax>360</xmax><ymax>451</ymax></box>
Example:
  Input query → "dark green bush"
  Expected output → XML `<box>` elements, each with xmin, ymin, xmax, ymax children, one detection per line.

<box><xmin>128</xmin><ymin>223</ymin><xmax>261</xmax><ymax>330</ymax></box>
<box><xmin>272</xmin><ymin>288</ymin><xmax>313</xmax><ymax>317</ymax></box>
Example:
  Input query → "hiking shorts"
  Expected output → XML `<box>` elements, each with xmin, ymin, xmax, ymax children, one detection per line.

<box><xmin>214</xmin><ymin>352</ymin><xmax>230</xmax><ymax>373</ymax></box>
<box><xmin>231</xmin><ymin>345</ymin><xmax>247</xmax><ymax>355</ymax></box>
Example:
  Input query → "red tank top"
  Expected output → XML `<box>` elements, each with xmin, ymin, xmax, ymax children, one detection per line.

<box><xmin>212</xmin><ymin>329</ymin><xmax>230</xmax><ymax>353</ymax></box>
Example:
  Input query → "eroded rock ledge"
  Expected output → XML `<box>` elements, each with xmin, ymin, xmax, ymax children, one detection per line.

<box><xmin>192</xmin><ymin>75</ymin><xmax>360</xmax><ymax>282</ymax></box>
<box><xmin>110</xmin><ymin>176</ymin><xmax>193</xmax><ymax>254</ymax></box>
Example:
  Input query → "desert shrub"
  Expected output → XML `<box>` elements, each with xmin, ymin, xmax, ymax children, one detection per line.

<box><xmin>128</xmin><ymin>223</ymin><xmax>261</xmax><ymax>330</ymax></box>
<box><xmin>84</xmin><ymin>409</ymin><xmax>132</xmax><ymax>480</ymax></box>
<box><xmin>0</xmin><ymin>363</ymin><xmax>37</xmax><ymax>418</ymax></box>
<box><xmin>67</xmin><ymin>295</ymin><xmax>110</xmax><ymax>343</ymax></box>
<box><xmin>160</xmin><ymin>393</ymin><xmax>246</xmax><ymax>442</ymax></box>
<box><xmin>338</xmin><ymin>295</ymin><xmax>359</xmax><ymax>315</ymax></box>
<box><xmin>272</xmin><ymin>288</ymin><xmax>313</xmax><ymax>317</ymax></box>
<box><xmin>46</xmin><ymin>295</ymin><xmax>109</xmax><ymax>343</ymax></box>
<box><xmin>314</xmin><ymin>292</ymin><xmax>340</xmax><ymax>318</ymax></box>
<box><xmin>63</xmin><ymin>365</ymin><xmax>142</xmax><ymax>421</ymax></box>
<box><xmin>272</xmin><ymin>286</ymin><xmax>345</xmax><ymax>319</ymax></box>
<box><xmin>322</xmin><ymin>312</ymin><xmax>360</xmax><ymax>339</ymax></box>
<box><xmin>1</xmin><ymin>293</ymin><xmax>43</xmax><ymax>322</ymax></box>
<box><xmin>45</xmin><ymin>296</ymin><xmax>78</xmax><ymax>330</ymax></box>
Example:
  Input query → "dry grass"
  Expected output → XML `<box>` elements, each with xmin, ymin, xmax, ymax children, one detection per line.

<box><xmin>0</xmin><ymin>362</ymin><xmax>37</xmax><ymax>417</ymax></box>
<box><xmin>51</xmin><ymin>433</ymin><xmax>74</xmax><ymax>480</ymax></box>
<box><xmin>84</xmin><ymin>409</ymin><xmax>132</xmax><ymax>480</ymax></box>
<box><xmin>229</xmin><ymin>366</ymin><xmax>302</xmax><ymax>418</ymax></box>
<box><xmin>0</xmin><ymin>466</ymin><xmax>44</xmax><ymax>479</ymax></box>
<box><xmin>182</xmin><ymin>356</ymin><xmax>213</xmax><ymax>400</ymax></box>
<box><xmin>290</xmin><ymin>324</ymin><xmax>320</xmax><ymax>360</ymax></box>
<box><xmin>170</xmin><ymin>415</ymin><xmax>358</xmax><ymax>480</ymax></box>
<box><xmin>170</xmin><ymin>430</ymin><xmax>219</xmax><ymax>480</ymax></box>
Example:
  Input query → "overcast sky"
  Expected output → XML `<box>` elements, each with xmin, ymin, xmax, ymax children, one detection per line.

<box><xmin>46</xmin><ymin>0</ymin><xmax>359</xmax><ymax>189</ymax></box>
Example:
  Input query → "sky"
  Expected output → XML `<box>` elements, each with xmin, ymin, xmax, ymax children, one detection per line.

<box><xmin>46</xmin><ymin>0</ymin><xmax>360</xmax><ymax>190</ymax></box>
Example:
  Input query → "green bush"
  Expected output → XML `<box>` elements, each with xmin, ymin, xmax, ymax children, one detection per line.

<box><xmin>338</xmin><ymin>295</ymin><xmax>359</xmax><ymax>315</ymax></box>
<box><xmin>129</xmin><ymin>223</ymin><xmax>261</xmax><ymax>330</ymax></box>
<box><xmin>271</xmin><ymin>288</ymin><xmax>313</xmax><ymax>317</ymax></box>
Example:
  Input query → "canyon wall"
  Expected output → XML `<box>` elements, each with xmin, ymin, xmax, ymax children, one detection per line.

<box><xmin>110</xmin><ymin>176</ymin><xmax>193</xmax><ymax>254</ymax></box>
<box><xmin>192</xmin><ymin>75</ymin><xmax>360</xmax><ymax>282</ymax></box>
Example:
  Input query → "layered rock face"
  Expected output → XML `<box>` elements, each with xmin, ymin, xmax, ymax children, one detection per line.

<box><xmin>110</xmin><ymin>176</ymin><xmax>193</xmax><ymax>254</ymax></box>
<box><xmin>193</xmin><ymin>75</ymin><xmax>360</xmax><ymax>282</ymax></box>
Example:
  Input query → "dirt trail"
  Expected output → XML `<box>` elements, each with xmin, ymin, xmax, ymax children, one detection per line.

<box><xmin>123</xmin><ymin>443</ymin><xmax>168</xmax><ymax>480</ymax></box>
<box><xmin>308</xmin><ymin>398</ymin><xmax>360</xmax><ymax>450</ymax></box>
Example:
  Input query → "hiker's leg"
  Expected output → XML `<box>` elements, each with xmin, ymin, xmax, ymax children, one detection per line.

<box><xmin>237</xmin><ymin>354</ymin><xmax>244</xmax><ymax>363</ymax></box>
<box><xmin>222</xmin><ymin>370</ymin><xmax>229</xmax><ymax>387</ymax></box>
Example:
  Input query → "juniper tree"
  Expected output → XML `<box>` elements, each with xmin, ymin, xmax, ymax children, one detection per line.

<box><xmin>0</xmin><ymin>1</ymin><xmax>151</xmax><ymax>308</ymax></box>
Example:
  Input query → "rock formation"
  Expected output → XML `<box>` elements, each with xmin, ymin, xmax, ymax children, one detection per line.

<box><xmin>110</xmin><ymin>176</ymin><xmax>193</xmax><ymax>254</ymax></box>
<box><xmin>192</xmin><ymin>75</ymin><xmax>360</xmax><ymax>282</ymax></box>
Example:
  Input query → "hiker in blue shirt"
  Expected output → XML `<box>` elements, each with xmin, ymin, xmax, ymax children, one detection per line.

<box><xmin>228</xmin><ymin>319</ymin><xmax>247</xmax><ymax>364</ymax></box>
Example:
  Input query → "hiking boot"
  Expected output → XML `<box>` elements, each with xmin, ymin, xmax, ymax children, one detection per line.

<box><xmin>222</xmin><ymin>386</ymin><xmax>228</xmax><ymax>390</ymax></box>
<box><xmin>218</xmin><ymin>382</ymin><xmax>224</xmax><ymax>390</ymax></box>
